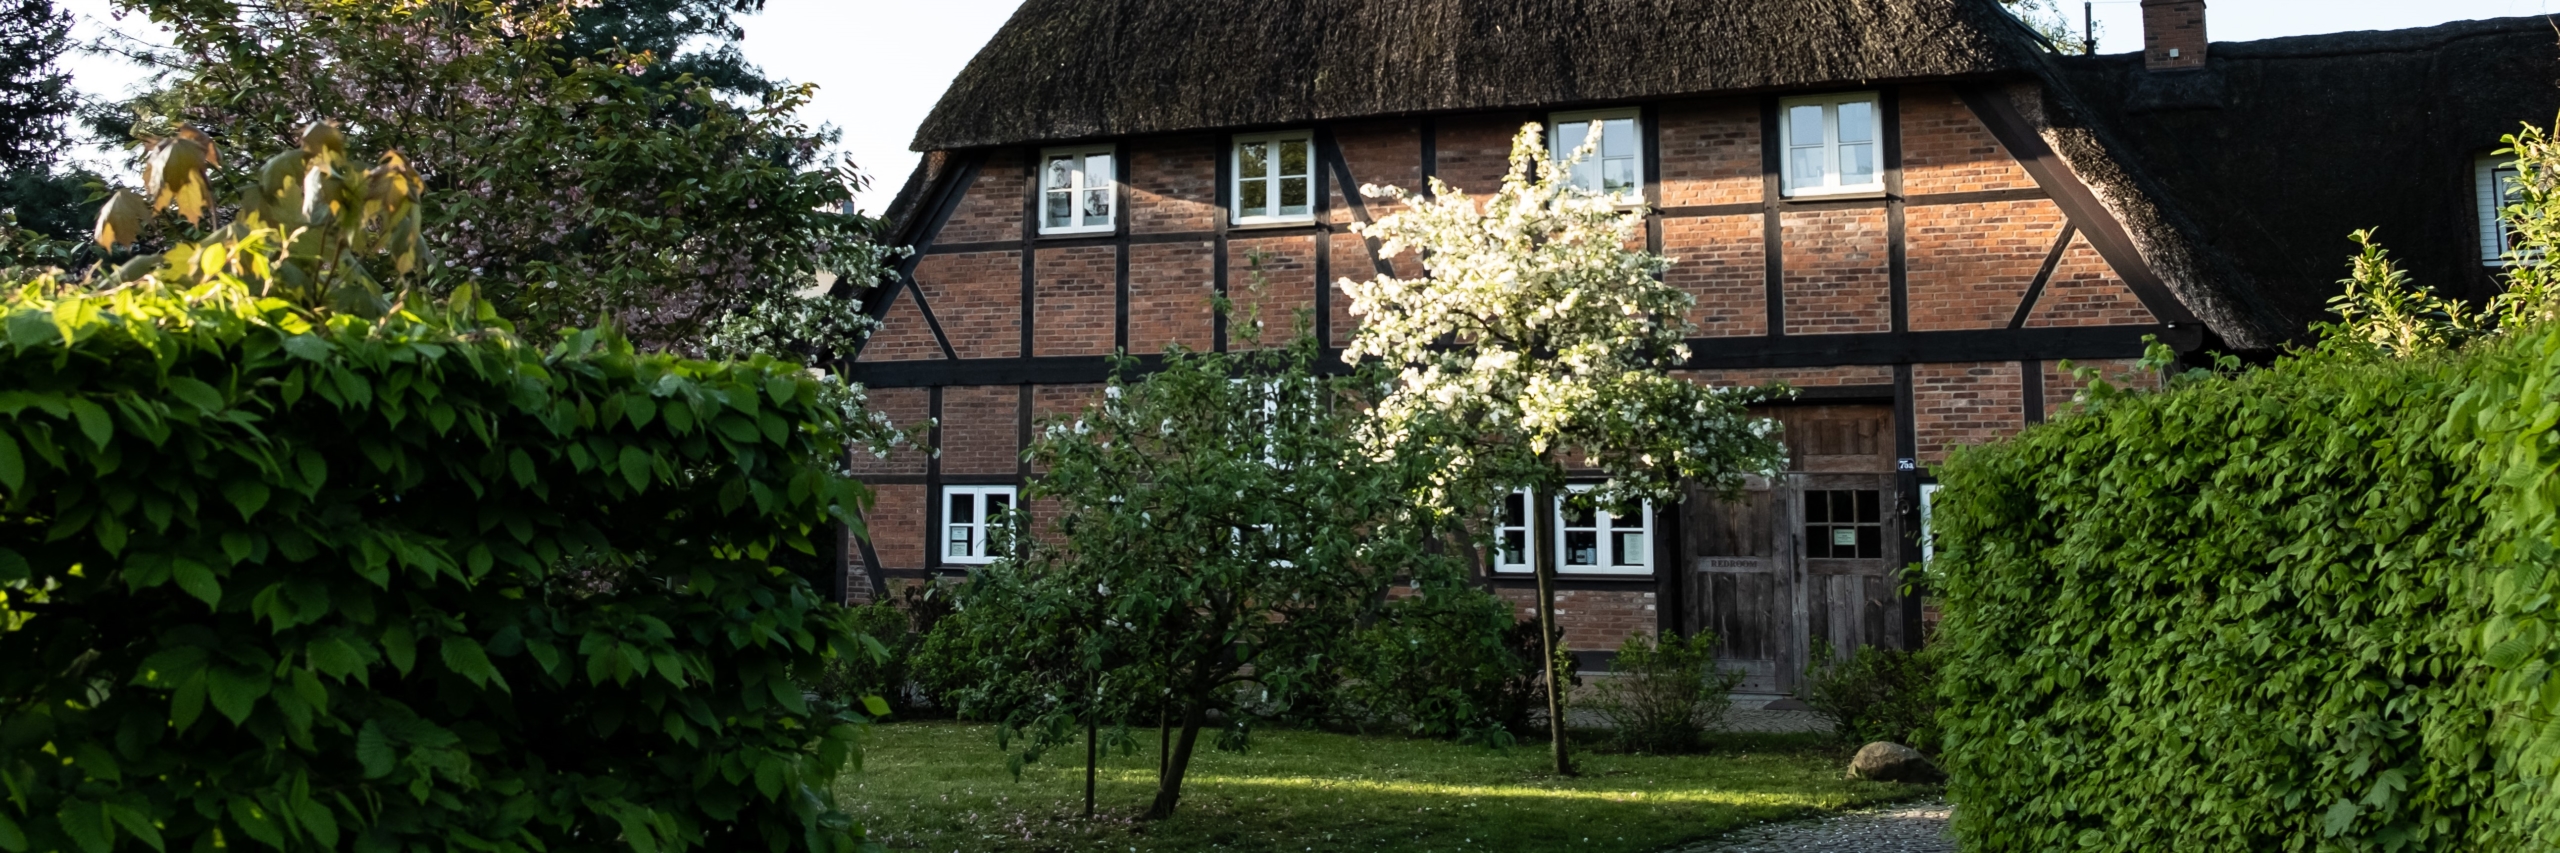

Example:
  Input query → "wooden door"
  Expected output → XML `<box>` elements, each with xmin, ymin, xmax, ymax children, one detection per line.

<box><xmin>1686</xmin><ymin>405</ymin><xmax>1902</xmax><ymax>692</ymax></box>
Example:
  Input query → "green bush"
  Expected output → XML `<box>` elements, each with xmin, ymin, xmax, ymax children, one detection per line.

<box><xmin>0</xmin><ymin>267</ymin><xmax>886</xmax><ymax>847</ymax></box>
<box><xmin>1933</xmin><ymin>342</ymin><xmax>2524</xmax><ymax>850</ymax></box>
<box><xmin>1801</xmin><ymin>642</ymin><xmax>1940</xmax><ymax>751</ymax></box>
<box><xmin>811</xmin><ymin>583</ymin><xmax>955</xmax><ymax>718</ymax></box>
<box><xmin>1336</xmin><ymin>585</ymin><xmax>1547</xmax><ymax>744</ymax></box>
<box><xmin>1589</xmin><ymin>630</ymin><xmax>1742</xmax><ymax>754</ymax></box>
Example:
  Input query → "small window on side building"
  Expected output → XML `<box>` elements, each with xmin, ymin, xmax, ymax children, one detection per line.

<box><xmin>1549</xmin><ymin>109</ymin><xmax>1644</xmax><ymax>204</ymax></box>
<box><xmin>1780</xmin><ymin>93</ymin><xmax>1884</xmax><ymax>198</ymax></box>
<box><xmin>2482</xmin><ymin>154</ymin><xmax>2524</xmax><ymax>264</ymax></box>
<box><xmin>1041</xmin><ymin>146</ymin><xmax>1116</xmax><ymax>235</ymax></box>
<box><xmin>942</xmin><ymin>485</ymin><xmax>1016</xmax><ymax>565</ymax></box>
<box><xmin>1232</xmin><ymin>131</ymin><xmax>1315</xmax><ymax>225</ymax></box>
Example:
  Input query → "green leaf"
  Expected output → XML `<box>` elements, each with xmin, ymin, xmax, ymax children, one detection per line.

<box><xmin>171</xmin><ymin>558</ymin><xmax>221</xmax><ymax>607</ymax></box>
<box><xmin>0</xmin><ymin>810</ymin><xmax>26</xmax><ymax>852</ymax></box>
<box><xmin>0</xmin><ymin>547</ymin><xmax>25</xmax><ymax>584</ymax></box>
<box><xmin>2487</xmin><ymin>635</ymin><xmax>2537</xmax><ymax>670</ymax></box>
<box><xmin>67</xmin><ymin>398</ymin><xmax>111</xmax><ymax>450</ymax></box>
<box><xmin>103</xmin><ymin>803</ymin><xmax>163</xmax><ymax>853</ymax></box>
<box><xmin>221</xmin><ymin>478</ymin><xmax>271</xmax><ymax>521</ymax></box>
<box><xmin>206</xmin><ymin>667</ymin><xmax>271</xmax><ymax>726</ymax></box>
<box><xmin>308</xmin><ymin>637</ymin><xmax>367</xmax><ymax>682</ymax></box>
<box><xmin>227</xmin><ymin>797</ymin><xmax>285</xmax><ymax>849</ymax></box>
<box><xmin>166</xmin><ymin>376</ymin><xmax>224</xmax><ymax>413</ymax></box>
<box><xmin>508</xmin><ymin>448</ymin><xmax>535</xmax><ymax>486</ymax></box>
<box><xmin>355</xmin><ymin>720</ymin><xmax>395</xmax><ymax>778</ymax></box>
<box><xmin>281</xmin><ymin>334</ymin><xmax>334</xmax><ymax>361</ymax></box>
<box><xmin>767</xmin><ymin>375</ymin><xmax>798</xmax><ymax>406</ymax></box>
<box><xmin>625</xmin><ymin>394</ymin><xmax>657</xmax><ymax>428</ymax></box>
<box><xmin>55</xmin><ymin>800</ymin><xmax>109</xmax><ymax>853</ymax></box>
<box><xmin>619</xmin><ymin>446</ymin><xmax>652</xmax><ymax>492</ymax></box>
<box><xmin>170</xmin><ymin>671</ymin><xmax>207</xmax><ymax>733</ymax></box>
<box><xmin>297</xmin><ymin>448</ymin><xmax>327</xmax><ymax>490</ymax></box>
<box><xmin>0</xmin><ymin>431</ymin><xmax>23</xmax><ymax>493</ymax></box>
<box><xmin>294</xmin><ymin>797</ymin><xmax>338</xmax><ymax>848</ymax></box>
<box><xmin>382</xmin><ymin>622</ymin><xmax>417</xmax><ymax>675</ymax></box>
<box><xmin>862</xmin><ymin>695</ymin><xmax>891</xmax><ymax>718</ymax></box>
<box><xmin>441</xmin><ymin>636</ymin><xmax>506</xmax><ymax>691</ymax></box>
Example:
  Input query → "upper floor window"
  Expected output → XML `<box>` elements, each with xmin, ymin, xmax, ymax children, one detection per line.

<box><xmin>1491</xmin><ymin>486</ymin><xmax>1654</xmax><ymax>576</ymax></box>
<box><xmin>1041</xmin><ymin>145</ymin><xmax>1116</xmax><ymax>235</ymax></box>
<box><xmin>2481</xmin><ymin>153</ymin><xmax>2524</xmax><ymax>264</ymax></box>
<box><xmin>1781</xmin><ymin>93</ymin><xmax>1884</xmax><ymax>198</ymax></box>
<box><xmin>1549</xmin><ymin>109</ymin><xmax>1644</xmax><ymax>204</ymax></box>
<box><xmin>942</xmin><ymin>485</ymin><xmax>1016</xmax><ymax>565</ymax></box>
<box><xmin>1232</xmin><ymin>131</ymin><xmax>1314</xmax><ymax>225</ymax></box>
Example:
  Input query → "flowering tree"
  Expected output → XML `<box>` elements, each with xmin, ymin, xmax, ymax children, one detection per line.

<box><xmin>1343</xmin><ymin>125</ymin><xmax>1788</xmax><ymax>774</ymax></box>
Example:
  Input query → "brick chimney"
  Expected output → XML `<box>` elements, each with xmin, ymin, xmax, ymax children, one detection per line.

<box><xmin>2142</xmin><ymin>0</ymin><xmax>2208</xmax><ymax>71</ymax></box>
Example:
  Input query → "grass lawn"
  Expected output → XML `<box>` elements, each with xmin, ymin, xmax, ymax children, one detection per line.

<box><xmin>836</xmin><ymin>721</ymin><xmax>1932</xmax><ymax>853</ymax></box>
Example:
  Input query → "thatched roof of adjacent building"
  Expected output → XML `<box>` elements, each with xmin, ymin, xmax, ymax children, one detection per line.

<box><xmin>912</xmin><ymin>0</ymin><xmax>2049</xmax><ymax>152</ymax></box>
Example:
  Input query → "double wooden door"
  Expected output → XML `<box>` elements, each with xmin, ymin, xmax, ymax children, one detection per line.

<box><xmin>1682</xmin><ymin>406</ymin><xmax>1907</xmax><ymax>694</ymax></box>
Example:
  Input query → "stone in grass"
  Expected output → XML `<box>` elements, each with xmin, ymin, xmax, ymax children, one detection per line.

<box><xmin>1847</xmin><ymin>742</ymin><xmax>1944</xmax><ymax>783</ymax></box>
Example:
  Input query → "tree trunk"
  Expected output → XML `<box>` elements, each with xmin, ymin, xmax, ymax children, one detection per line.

<box><xmin>1143</xmin><ymin>700</ymin><xmax>1206</xmax><ymax>820</ymax></box>
<box><xmin>1536</xmin><ymin>489</ymin><xmax>1576</xmax><ymax>777</ymax></box>
<box><xmin>1084</xmin><ymin>675</ymin><xmax>1099</xmax><ymax>819</ymax></box>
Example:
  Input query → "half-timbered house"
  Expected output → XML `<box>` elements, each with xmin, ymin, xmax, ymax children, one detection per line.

<box><xmin>841</xmin><ymin>0</ymin><xmax>2560</xmax><ymax>691</ymax></box>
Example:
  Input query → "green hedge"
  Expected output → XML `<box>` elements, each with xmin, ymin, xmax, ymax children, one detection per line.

<box><xmin>0</xmin><ymin>280</ymin><xmax>878</xmax><ymax>852</ymax></box>
<box><xmin>1933</xmin><ymin>335</ymin><xmax>2560</xmax><ymax>850</ymax></box>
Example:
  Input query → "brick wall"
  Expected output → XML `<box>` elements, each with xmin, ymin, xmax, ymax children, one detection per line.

<box><xmin>1131</xmin><ymin>135</ymin><xmax>1220</xmax><ymax>234</ymax></box>
<box><xmin>915</xmin><ymin>252</ymin><xmax>1022</xmax><ymax>359</ymax></box>
<box><xmin>1907</xmin><ymin>200</ymin><xmax>2070</xmax><ymax>331</ymax></box>
<box><xmin>2025</xmin><ymin>234</ymin><xmax>2154</xmax><ymax>327</ymax></box>
<box><xmin>937</xmin><ymin>386</ymin><xmax>1021</xmax><ymax>475</ymax></box>
<box><xmin>863</xmin><ymin>483</ymin><xmax>927</xmax><ymax>572</ymax></box>
<box><xmin>1228</xmin><ymin>235</ymin><xmax>1319</xmax><ymax>347</ymax></box>
<box><xmin>1493</xmin><ymin>587</ymin><xmax>1660</xmax><ymax>652</ymax></box>
<box><xmin>1657</xmin><ymin>99</ymin><xmax>1762</xmax><ymax>207</ymax></box>
<box><xmin>2040</xmin><ymin>358</ymin><xmax>2160</xmax><ymax>420</ymax></box>
<box><xmin>940</xmin><ymin>149</ymin><xmax>1025</xmax><ymax>245</ymax></box>
<box><xmin>1900</xmin><ymin>87</ymin><xmax>2037</xmax><ymax>195</ymax></box>
<box><xmin>1028</xmin><ymin>384</ymin><xmax>1104</xmax><ymax>475</ymax></box>
<box><xmin>1434</xmin><ymin>114</ymin><xmax>1533</xmax><ymax>197</ymax></box>
<box><xmin>1686</xmin><ymin>365</ymin><xmax>1895</xmax><ymax>388</ymax></box>
<box><xmin>1914</xmin><ymin>362</ymin><xmax>2026</xmax><ymax>465</ymax></box>
<box><xmin>1662</xmin><ymin>214</ymin><xmax>1766</xmax><ymax>336</ymax></box>
<box><xmin>1034</xmin><ymin>245</ymin><xmax>1116</xmax><ymax>356</ymax></box>
<box><xmin>1331</xmin><ymin>119</ymin><xmax>1425</xmax><ymax>221</ymax></box>
<box><xmin>1782</xmin><ymin>209</ymin><xmax>1891</xmax><ymax>334</ymax></box>
<box><xmin>854</xmin><ymin>291</ymin><xmax>943</xmax><ymax>363</ymax></box>
<box><xmin>1128</xmin><ymin>242</ymin><xmax>1217</xmax><ymax>353</ymax></box>
<box><xmin>847</xmin><ymin>387</ymin><xmax>930</xmax><ymax>477</ymax></box>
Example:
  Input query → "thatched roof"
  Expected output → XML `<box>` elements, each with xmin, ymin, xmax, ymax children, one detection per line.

<box><xmin>912</xmin><ymin>0</ymin><xmax>2050</xmax><ymax>151</ymax></box>
<box><xmin>2040</xmin><ymin>16</ymin><xmax>2560</xmax><ymax>349</ymax></box>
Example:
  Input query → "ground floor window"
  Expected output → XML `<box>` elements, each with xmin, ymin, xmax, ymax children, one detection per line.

<box><xmin>1805</xmin><ymin>489</ymin><xmax>1884</xmax><ymax>559</ymax></box>
<box><xmin>1492</xmin><ymin>486</ymin><xmax>1654</xmax><ymax>576</ymax></box>
<box><xmin>941</xmin><ymin>485</ymin><xmax>1015</xmax><ymax>565</ymax></box>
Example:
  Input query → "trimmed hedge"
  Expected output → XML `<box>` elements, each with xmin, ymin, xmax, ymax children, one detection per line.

<box><xmin>1933</xmin><ymin>336</ymin><xmax>2560</xmax><ymax>850</ymax></box>
<box><xmin>0</xmin><ymin>279</ymin><xmax>879</xmax><ymax>852</ymax></box>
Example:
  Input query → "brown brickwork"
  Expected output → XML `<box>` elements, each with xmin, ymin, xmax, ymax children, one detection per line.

<box><xmin>1328</xmin><ymin>232</ymin><xmax>1381</xmax><ymax>347</ymax></box>
<box><xmin>2026</xmin><ymin>234</ymin><xmax>2155</xmax><ymax>327</ymax></box>
<box><xmin>1663</xmin><ymin>214</ymin><xmax>1766</xmax><ymax>336</ymax></box>
<box><xmin>1658</xmin><ymin>99</ymin><xmax>1762</xmax><ymax>208</ymax></box>
<box><xmin>1128</xmin><ymin>242</ymin><xmax>1217</xmax><ymax>353</ymax></box>
<box><xmin>1434</xmin><ymin>114</ymin><xmax>1534</xmax><ymax>197</ymax></box>
<box><xmin>1493</xmin><ymin>587</ymin><xmax>1659</xmax><ymax>652</ymax></box>
<box><xmin>1034</xmin><ymin>245</ymin><xmax>1116</xmax><ymax>356</ymax></box>
<box><xmin>1900</xmin><ymin>87</ymin><xmax>2038</xmax><ymax>196</ymax></box>
<box><xmin>914</xmin><ymin>252</ymin><xmax>1022</xmax><ymax>359</ymax></box>
<box><xmin>1685</xmin><ymin>365</ymin><xmax>1896</xmax><ymax>388</ymax></box>
<box><xmin>1131</xmin><ymin>135</ymin><xmax>1221</xmax><ymax>235</ymax></box>
<box><xmin>854</xmin><ymin>290</ymin><xmax>944</xmax><ymax>363</ymax></box>
<box><xmin>1330</xmin><ymin>120</ymin><xmax>1424</xmax><ymax>223</ymax></box>
<box><xmin>940</xmin><ymin>149</ymin><xmax>1026</xmax><ymax>245</ymax></box>
<box><xmin>1915</xmin><ymin>362</ymin><xmax>2026</xmax><ymax>465</ymax></box>
<box><xmin>847</xmin><ymin>387</ymin><xmax>930</xmax><ymax>477</ymax></box>
<box><xmin>937</xmin><ymin>385</ymin><xmax>1021</xmax><ymax>475</ymax></box>
<box><xmin>1783</xmin><ymin>209</ymin><xmax>1891</xmax><ymax>334</ymax></box>
<box><xmin>1907</xmin><ymin>200</ymin><xmax>2069</xmax><ymax>331</ymax></box>
<box><xmin>1229</xmin><ymin>235</ymin><xmax>1319</xmax><ymax>347</ymax></box>
<box><xmin>862</xmin><ymin>483</ymin><xmax>926</xmax><ymax>571</ymax></box>
<box><xmin>1028</xmin><ymin>384</ymin><xmax>1105</xmax><ymax>475</ymax></box>
<box><xmin>2041</xmin><ymin>358</ymin><xmax>2161</xmax><ymax>420</ymax></box>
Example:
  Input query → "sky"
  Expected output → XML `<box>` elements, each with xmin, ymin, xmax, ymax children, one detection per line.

<box><xmin>50</xmin><ymin>0</ymin><xmax>2560</xmax><ymax>212</ymax></box>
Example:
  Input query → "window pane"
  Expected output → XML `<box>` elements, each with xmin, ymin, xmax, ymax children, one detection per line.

<box><xmin>1048</xmin><ymin>157</ymin><xmax>1076</xmax><ymax>190</ymax></box>
<box><xmin>1502</xmin><ymin>493</ymin><xmax>1526</xmax><ymax>526</ymax></box>
<box><xmin>1084</xmin><ymin>189</ymin><xmax>1111</xmax><ymax>226</ymax></box>
<box><xmin>1830</xmin><ymin>492</ymin><xmax>1855</xmax><ymax>523</ymax></box>
<box><xmin>949</xmin><ymin>492</ymin><xmax>974</xmax><ymax>524</ymax></box>
<box><xmin>988</xmin><ymin>492</ymin><xmax>1012</xmax><ymax>514</ymax></box>
<box><xmin>1240</xmin><ymin>179</ymin><xmax>1268</xmax><ymax>216</ymax></box>
<box><xmin>1842</xmin><ymin>144</ymin><xmax>1876</xmax><ymax>186</ymax></box>
<box><xmin>1837</xmin><ymin>101</ymin><xmax>1874</xmax><ymax>144</ymax></box>
<box><xmin>1805</xmin><ymin>526</ymin><xmax>1828</xmax><ymax>558</ymax></box>
<box><xmin>1240</xmin><ymin>143</ymin><xmax>1269</xmax><ymax>179</ymax></box>
<box><xmin>1279</xmin><ymin>177</ymin><xmax>1308</xmax><ymax>215</ymax></box>
<box><xmin>1571</xmin><ymin>159</ymin><xmax>1601</xmax><ymax>194</ymax></box>
<box><xmin>1086</xmin><ymin>154</ymin><xmax>1113</xmax><ymax>186</ymax></box>
<box><xmin>1792</xmin><ymin>148</ymin><xmax>1828</xmax><ymax>189</ymax></box>
<box><xmin>1613</xmin><ymin>531</ymin><xmax>1645</xmax><ymax>566</ymax></box>
<box><xmin>1856</xmin><ymin>490</ymin><xmax>1881</xmax><ymax>523</ymax></box>
<box><xmin>2499</xmin><ymin>167</ymin><xmax>2525</xmax><ymax>202</ymax></box>
<box><xmin>1562</xmin><ymin>501</ymin><xmax>1595</xmax><ymax>528</ymax></box>
<box><xmin>1565</xmin><ymin>530</ymin><xmax>1598</xmax><ymax>566</ymax></box>
<box><xmin>1603</xmin><ymin>118</ymin><xmax>1636</xmax><ymax>158</ymax></box>
<box><xmin>1557</xmin><ymin>120</ymin><xmax>1592</xmax><ymax>153</ymax></box>
<box><xmin>1857</xmin><ymin>526</ymin><xmax>1883</xmax><ymax>559</ymax></box>
<box><xmin>1046</xmin><ymin>192</ymin><xmax>1071</xmax><ymax>228</ymax></box>
<box><xmin>1806</xmin><ymin>492</ymin><xmax>1829</xmax><ymax>523</ymax></box>
<box><xmin>1279</xmin><ymin>140</ymin><xmax>1309</xmax><ymax>178</ymax></box>
<box><xmin>1501</xmin><ymin>530</ymin><xmax>1525</xmax><ymax>565</ymax></box>
<box><xmin>1604</xmin><ymin>158</ymin><xmax>1636</xmax><ymax>199</ymax></box>
<box><xmin>948</xmin><ymin>525</ymin><xmax>972</xmax><ymax>558</ymax></box>
<box><xmin>1789</xmin><ymin>105</ymin><xmax>1825</xmax><ymax>145</ymax></box>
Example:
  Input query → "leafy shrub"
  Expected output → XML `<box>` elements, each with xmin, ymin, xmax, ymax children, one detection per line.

<box><xmin>1589</xmin><ymin>630</ymin><xmax>1743</xmax><ymax>754</ymax></box>
<box><xmin>1802</xmin><ymin>641</ymin><xmax>1940</xmax><ymax>750</ymax></box>
<box><xmin>1336</xmin><ymin>585</ymin><xmax>1546</xmax><ymax>744</ymax></box>
<box><xmin>0</xmin><ymin>129</ymin><xmax>886</xmax><ymax>852</ymax></box>
<box><xmin>811</xmin><ymin>583</ymin><xmax>957</xmax><ymax>717</ymax></box>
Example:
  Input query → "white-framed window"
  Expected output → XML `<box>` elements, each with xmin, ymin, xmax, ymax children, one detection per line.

<box><xmin>2482</xmin><ymin>154</ymin><xmax>2524</xmax><ymax>264</ymax></box>
<box><xmin>1919</xmin><ymin>483</ymin><xmax>1940</xmax><ymax>563</ymax></box>
<box><xmin>1491</xmin><ymin>486</ymin><xmax>1655</xmax><ymax>575</ymax></box>
<box><xmin>1041</xmin><ymin>145</ymin><xmax>1117</xmax><ymax>235</ymax></box>
<box><xmin>1549</xmin><ymin>109</ymin><xmax>1644</xmax><ymax>204</ymax></box>
<box><xmin>1231</xmin><ymin>131</ymin><xmax>1315</xmax><ymax>225</ymax></box>
<box><xmin>941</xmin><ymin>485</ymin><xmax>1016</xmax><ymax>565</ymax></box>
<box><xmin>1780</xmin><ymin>93</ymin><xmax>1885</xmax><ymax>198</ymax></box>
